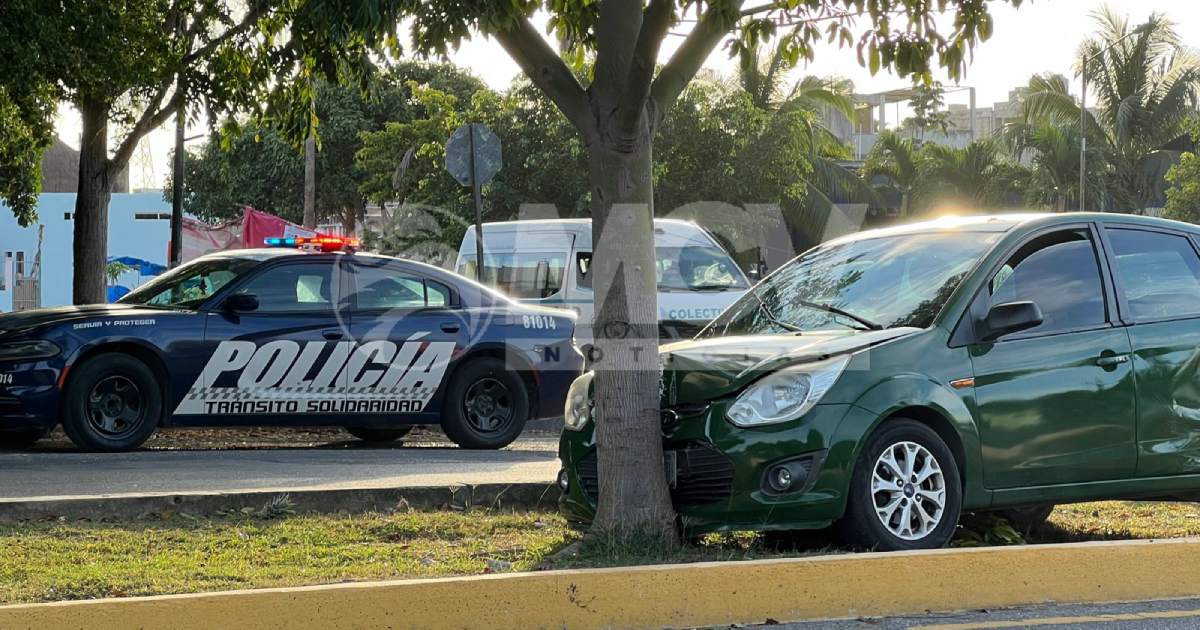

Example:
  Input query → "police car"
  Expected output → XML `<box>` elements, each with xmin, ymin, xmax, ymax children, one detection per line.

<box><xmin>0</xmin><ymin>236</ymin><xmax>582</xmax><ymax>451</ymax></box>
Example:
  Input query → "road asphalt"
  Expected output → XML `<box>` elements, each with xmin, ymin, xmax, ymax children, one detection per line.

<box><xmin>0</xmin><ymin>437</ymin><xmax>559</xmax><ymax>501</ymax></box>
<box><xmin>776</xmin><ymin>597</ymin><xmax>1200</xmax><ymax>629</ymax></box>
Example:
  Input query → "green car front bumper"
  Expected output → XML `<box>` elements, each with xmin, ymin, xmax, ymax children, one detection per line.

<box><xmin>558</xmin><ymin>401</ymin><xmax>881</xmax><ymax>535</ymax></box>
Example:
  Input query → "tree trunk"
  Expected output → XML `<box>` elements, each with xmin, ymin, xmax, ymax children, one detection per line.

<box><xmin>587</xmin><ymin>119</ymin><xmax>677</xmax><ymax>545</ymax></box>
<box><xmin>73</xmin><ymin>99</ymin><xmax>112</xmax><ymax>305</ymax></box>
<box><xmin>900</xmin><ymin>191</ymin><xmax>910</xmax><ymax>217</ymax></box>
<box><xmin>303</xmin><ymin>133</ymin><xmax>317</xmax><ymax>229</ymax></box>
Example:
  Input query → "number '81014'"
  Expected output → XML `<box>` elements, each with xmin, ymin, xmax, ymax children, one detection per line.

<box><xmin>522</xmin><ymin>315</ymin><xmax>557</xmax><ymax>330</ymax></box>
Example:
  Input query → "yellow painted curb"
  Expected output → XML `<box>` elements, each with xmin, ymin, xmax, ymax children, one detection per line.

<box><xmin>3</xmin><ymin>537</ymin><xmax>1200</xmax><ymax>629</ymax></box>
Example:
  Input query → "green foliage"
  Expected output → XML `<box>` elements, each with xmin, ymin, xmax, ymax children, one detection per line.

<box><xmin>866</xmin><ymin>135</ymin><xmax>1028</xmax><ymax>215</ymax></box>
<box><xmin>104</xmin><ymin>261</ymin><xmax>134</xmax><ymax>286</ymax></box>
<box><xmin>1164</xmin><ymin>152</ymin><xmax>1200</xmax><ymax>224</ymax></box>
<box><xmin>1016</xmin><ymin>10</ymin><xmax>1200</xmax><ymax>210</ymax></box>
<box><xmin>903</xmin><ymin>80</ymin><xmax>951</xmax><ymax>138</ymax></box>
<box><xmin>952</xmin><ymin>512</ymin><xmax>1026</xmax><ymax>548</ymax></box>
<box><xmin>170</xmin><ymin>62</ymin><xmax>485</xmax><ymax>228</ymax></box>
<box><xmin>170</xmin><ymin>125</ymin><xmax>306</xmax><ymax>224</ymax></box>
<box><xmin>0</xmin><ymin>85</ymin><xmax>54</xmax><ymax>225</ymax></box>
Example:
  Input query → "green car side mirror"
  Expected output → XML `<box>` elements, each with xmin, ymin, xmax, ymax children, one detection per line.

<box><xmin>979</xmin><ymin>300</ymin><xmax>1043</xmax><ymax>342</ymax></box>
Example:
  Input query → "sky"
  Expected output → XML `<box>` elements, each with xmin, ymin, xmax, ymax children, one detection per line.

<box><xmin>57</xmin><ymin>0</ymin><xmax>1200</xmax><ymax>190</ymax></box>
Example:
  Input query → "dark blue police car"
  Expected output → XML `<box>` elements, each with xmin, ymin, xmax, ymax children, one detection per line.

<box><xmin>0</xmin><ymin>237</ymin><xmax>582</xmax><ymax>451</ymax></box>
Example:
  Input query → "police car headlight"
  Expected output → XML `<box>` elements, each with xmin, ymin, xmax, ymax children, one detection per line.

<box><xmin>726</xmin><ymin>355</ymin><xmax>849</xmax><ymax>427</ymax></box>
<box><xmin>563</xmin><ymin>371</ymin><xmax>594</xmax><ymax>431</ymax></box>
<box><xmin>0</xmin><ymin>340</ymin><xmax>62</xmax><ymax>362</ymax></box>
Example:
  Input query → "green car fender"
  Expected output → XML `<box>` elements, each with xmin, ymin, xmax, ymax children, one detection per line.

<box><xmin>832</xmin><ymin>374</ymin><xmax>989</xmax><ymax>511</ymax></box>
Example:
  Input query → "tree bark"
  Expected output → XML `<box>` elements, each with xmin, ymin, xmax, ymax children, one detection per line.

<box><xmin>72</xmin><ymin>98</ymin><xmax>112</xmax><ymax>305</ymax></box>
<box><xmin>586</xmin><ymin>109</ymin><xmax>676</xmax><ymax>544</ymax></box>
<box><xmin>303</xmin><ymin>133</ymin><xmax>317</xmax><ymax>229</ymax></box>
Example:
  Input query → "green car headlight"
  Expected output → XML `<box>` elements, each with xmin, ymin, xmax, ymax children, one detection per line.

<box><xmin>0</xmin><ymin>340</ymin><xmax>61</xmax><ymax>362</ymax></box>
<box><xmin>563</xmin><ymin>371</ymin><xmax>594</xmax><ymax>431</ymax></box>
<box><xmin>726</xmin><ymin>355</ymin><xmax>850</xmax><ymax>427</ymax></box>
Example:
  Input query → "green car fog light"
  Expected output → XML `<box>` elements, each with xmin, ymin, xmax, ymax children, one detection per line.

<box><xmin>761</xmin><ymin>452</ymin><xmax>827</xmax><ymax>496</ymax></box>
<box><xmin>557</xmin><ymin>468</ymin><xmax>570</xmax><ymax>491</ymax></box>
<box><xmin>767</xmin><ymin>465</ymin><xmax>793</xmax><ymax>492</ymax></box>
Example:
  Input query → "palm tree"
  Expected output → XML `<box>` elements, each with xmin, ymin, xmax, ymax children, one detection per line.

<box><xmin>1020</xmin><ymin>9</ymin><xmax>1200</xmax><ymax>210</ymax></box>
<box><xmin>736</xmin><ymin>41</ymin><xmax>875</xmax><ymax>235</ymax></box>
<box><xmin>920</xmin><ymin>138</ymin><xmax>1016</xmax><ymax>207</ymax></box>
<box><xmin>863</xmin><ymin>131</ymin><xmax>920</xmax><ymax>216</ymax></box>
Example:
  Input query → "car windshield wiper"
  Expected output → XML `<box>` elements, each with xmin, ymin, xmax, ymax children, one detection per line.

<box><xmin>750</xmin><ymin>289</ymin><xmax>802</xmax><ymax>333</ymax></box>
<box><xmin>795</xmin><ymin>300</ymin><xmax>882</xmax><ymax>331</ymax></box>
<box><xmin>687</xmin><ymin>283</ymin><xmax>733</xmax><ymax>291</ymax></box>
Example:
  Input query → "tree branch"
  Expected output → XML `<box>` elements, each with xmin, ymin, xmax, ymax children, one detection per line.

<box><xmin>493</xmin><ymin>16</ymin><xmax>592</xmax><ymax>132</ymax></box>
<box><xmin>180</xmin><ymin>4</ymin><xmax>267</xmax><ymax>66</ymax></box>
<box><xmin>594</xmin><ymin>0</ymin><xmax>643</xmax><ymax>100</ymax></box>
<box><xmin>110</xmin><ymin>86</ymin><xmax>185</xmax><ymax>170</ymax></box>
<box><xmin>650</xmin><ymin>0</ymin><xmax>745</xmax><ymax>110</ymax></box>
<box><xmin>614</xmin><ymin>0</ymin><xmax>673</xmax><ymax>132</ymax></box>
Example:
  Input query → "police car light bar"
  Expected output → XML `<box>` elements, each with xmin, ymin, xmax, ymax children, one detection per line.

<box><xmin>264</xmin><ymin>235</ymin><xmax>360</xmax><ymax>252</ymax></box>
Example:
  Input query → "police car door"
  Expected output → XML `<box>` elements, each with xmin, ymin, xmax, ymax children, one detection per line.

<box><xmin>176</xmin><ymin>257</ymin><xmax>351</xmax><ymax>422</ymax></box>
<box><xmin>343</xmin><ymin>259</ymin><xmax>466</xmax><ymax>422</ymax></box>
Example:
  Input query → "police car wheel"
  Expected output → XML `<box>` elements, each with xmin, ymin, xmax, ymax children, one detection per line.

<box><xmin>62</xmin><ymin>354</ymin><xmax>162</xmax><ymax>452</ymax></box>
<box><xmin>441</xmin><ymin>358</ymin><xmax>528</xmax><ymax>449</ymax></box>
<box><xmin>840</xmin><ymin>419</ymin><xmax>962</xmax><ymax>552</ymax></box>
<box><xmin>345</xmin><ymin>426</ymin><xmax>413</xmax><ymax>442</ymax></box>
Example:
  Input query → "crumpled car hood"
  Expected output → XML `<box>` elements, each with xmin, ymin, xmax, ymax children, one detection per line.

<box><xmin>661</xmin><ymin>327</ymin><xmax>920</xmax><ymax>404</ymax></box>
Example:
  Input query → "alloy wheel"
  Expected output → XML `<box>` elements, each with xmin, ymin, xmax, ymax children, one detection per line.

<box><xmin>871</xmin><ymin>440</ymin><xmax>946</xmax><ymax>541</ymax></box>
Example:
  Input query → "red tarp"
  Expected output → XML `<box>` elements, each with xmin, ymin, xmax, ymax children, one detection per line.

<box><xmin>178</xmin><ymin>207</ymin><xmax>315</xmax><ymax>263</ymax></box>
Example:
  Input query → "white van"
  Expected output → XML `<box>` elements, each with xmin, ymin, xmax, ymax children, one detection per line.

<box><xmin>455</xmin><ymin>219</ymin><xmax>749</xmax><ymax>342</ymax></box>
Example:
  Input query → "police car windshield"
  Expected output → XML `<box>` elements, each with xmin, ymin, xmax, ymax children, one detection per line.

<box><xmin>703</xmin><ymin>231</ymin><xmax>1000</xmax><ymax>335</ymax></box>
<box><xmin>119</xmin><ymin>256</ymin><xmax>259</xmax><ymax>309</ymax></box>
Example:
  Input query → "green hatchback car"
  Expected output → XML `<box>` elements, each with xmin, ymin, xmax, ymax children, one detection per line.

<box><xmin>558</xmin><ymin>212</ymin><xmax>1200</xmax><ymax>550</ymax></box>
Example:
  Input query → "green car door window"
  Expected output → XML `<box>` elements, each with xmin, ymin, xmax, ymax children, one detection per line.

<box><xmin>1107</xmin><ymin>228</ymin><xmax>1200</xmax><ymax>321</ymax></box>
<box><xmin>987</xmin><ymin>229</ymin><xmax>1106</xmax><ymax>337</ymax></box>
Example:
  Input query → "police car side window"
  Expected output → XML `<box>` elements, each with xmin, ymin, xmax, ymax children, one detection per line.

<box><xmin>235</xmin><ymin>262</ymin><xmax>337</xmax><ymax>313</ymax></box>
<box><xmin>350</xmin><ymin>264</ymin><xmax>449</xmax><ymax>310</ymax></box>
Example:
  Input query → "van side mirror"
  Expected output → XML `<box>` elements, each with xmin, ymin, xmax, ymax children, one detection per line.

<box><xmin>979</xmin><ymin>300</ymin><xmax>1042</xmax><ymax>342</ymax></box>
<box><xmin>222</xmin><ymin>293</ymin><xmax>260</xmax><ymax>313</ymax></box>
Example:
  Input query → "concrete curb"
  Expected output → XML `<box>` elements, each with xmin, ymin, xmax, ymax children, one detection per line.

<box><xmin>0</xmin><ymin>482</ymin><xmax>558</xmax><ymax>522</ymax></box>
<box><xmin>2</xmin><ymin>537</ymin><xmax>1200</xmax><ymax>629</ymax></box>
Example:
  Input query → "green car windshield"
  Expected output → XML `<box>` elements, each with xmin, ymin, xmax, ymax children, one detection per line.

<box><xmin>704</xmin><ymin>231</ymin><xmax>1001</xmax><ymax>335</ymax></box>
<box><xmin>119</xmin><ymin>256</ymin><xmax>260</xmax><ymax>309</ymax></box>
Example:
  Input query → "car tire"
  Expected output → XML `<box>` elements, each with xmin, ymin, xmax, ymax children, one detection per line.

<box><xmin>998</xmin><ymin>504</ymin><xmax>1055</xmax><ymax>533</ymax></box>
<box><xmin>441</xmin><ymin>358</ymin><xmax>528</xmax><ymax>450</ymax></box>
<box><xmin>840</xmin><ymin>419</ymin><xmax>962</xmax><ymax>551</ymax></box>
<box><xmin>61</xmin><ymin>353</ymin><xmax>162</xmax><ymax>452</ymax></box>
<box><xmin>0</xmin><ymin>429</ymin><xmax>48</xmax><ymax>450</ymax></box>
<box><xmin>345</xmin><ymin>426</ymin><xmax>413</xmax><ymax>442</ymax></box>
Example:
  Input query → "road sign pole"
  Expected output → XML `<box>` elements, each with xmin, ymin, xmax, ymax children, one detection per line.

<box><xmin>470</xmin><ymin>124</ymin><xmax>485</xmax><ymax>283</ymax></box>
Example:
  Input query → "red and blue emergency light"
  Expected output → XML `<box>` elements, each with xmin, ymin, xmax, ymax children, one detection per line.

<box><xmin>264</xmin><ymin>235</ymin><xmax>360</xmax><ymax>252</ymax></box>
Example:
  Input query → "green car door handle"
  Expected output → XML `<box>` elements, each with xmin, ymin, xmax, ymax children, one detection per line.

<box><xmin>1096</xmin><ymin>353</ymin><xmax>1130</xmax><ymax>367</ymax></box>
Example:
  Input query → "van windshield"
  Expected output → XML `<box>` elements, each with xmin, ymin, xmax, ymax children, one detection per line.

<box><xmin>656</xmin><ymin>245</ymin><xmax>748</xmax><ymax>291</ymax></box>
<box><xmin>703</xmin><ymin>231</ymin><xmax>1000</xmax><ymax>335</ymax></box>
